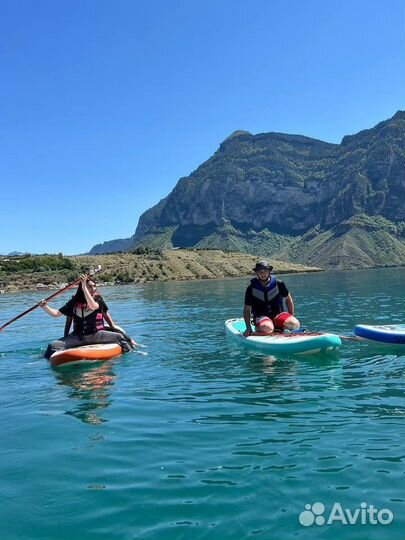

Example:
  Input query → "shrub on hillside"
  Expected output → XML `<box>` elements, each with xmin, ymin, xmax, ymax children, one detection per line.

<box><xmin>2</xmin><ymin>255</ymin><xmax>75</xmax><ymax>273</ymax></box>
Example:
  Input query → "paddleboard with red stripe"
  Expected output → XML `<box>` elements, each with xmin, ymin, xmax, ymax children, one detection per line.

<box><xmin>50</xmin><ymin>343</ymin><xmax>122</xmax><ymax>367</ymax></box>
<box><xmin>225</xmin><ymin>318</ymin><xmax>341</xmax><ymax>355</ymax></box>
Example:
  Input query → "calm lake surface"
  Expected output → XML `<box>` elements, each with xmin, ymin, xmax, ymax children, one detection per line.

<box><xmin>0</xmin><ymin>267</ymin><xmax>404</xmax><ymax>540</ymax></box>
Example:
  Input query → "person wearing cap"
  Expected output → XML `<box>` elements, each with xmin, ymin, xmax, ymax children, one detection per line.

<box><xmin>243</xmin><ymin>261</ymin><xmax>300</xmax><ymax>336</ymax></box>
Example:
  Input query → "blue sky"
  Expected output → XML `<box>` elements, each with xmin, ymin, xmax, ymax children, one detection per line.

<box><xmin>1</xmin><ymin>0</ymin><xmax>404</xmax><ymax>255</ymax></box>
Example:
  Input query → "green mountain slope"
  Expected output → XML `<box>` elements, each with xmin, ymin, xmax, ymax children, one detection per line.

<box><xmin>89</xmin><ymin>111</ymin><xmax>405</xmax><ymax>269</ymax></box>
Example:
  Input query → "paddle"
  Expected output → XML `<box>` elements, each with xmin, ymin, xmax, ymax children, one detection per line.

<box><xmin>335</xmin><ymin>334</ymin><xmax>363</xmax><ymax>342</ymax></box>
<box><xmin>0</xmin><ymin>265</ymin><xmax>102</xmax><ymax>333</ymax></box>
<box><xmin>309</xmin><ymin>330</ymin><xmax>363</xmax><ymax>342</ymax></box>
<box><xmin>245</xmin><ymin>327</ymin><xmax>362</xmax><ymax>341</ymax></box>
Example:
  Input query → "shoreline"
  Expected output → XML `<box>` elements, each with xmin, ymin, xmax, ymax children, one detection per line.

<box><xmin>0</xmin><ymin>250</ymin><xmax>322</xmax><ymax>294</ymax></box>
<box><xmin>1</xmin><ymin>250</ymin><xmax>403</xmax><ymax>295</ymax></box>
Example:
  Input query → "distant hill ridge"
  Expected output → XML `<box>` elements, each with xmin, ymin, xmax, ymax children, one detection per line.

<box><xmin>90</xmin><ymin>111</ymin><xmax>405</xmax><ymax>269</ymax></box>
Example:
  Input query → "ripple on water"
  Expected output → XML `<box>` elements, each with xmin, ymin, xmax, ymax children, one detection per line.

<box><xmin>0</xmin><ymin>269</ymin><xmax>404</xmax><ymax>539</ymax></box>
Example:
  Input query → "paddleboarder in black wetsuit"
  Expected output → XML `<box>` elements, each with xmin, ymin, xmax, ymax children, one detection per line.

<box><xmin>39</xmin><ymin>275</ymin><xmax>136</xmax><ymax>358</ymax></box>
<box><xmin>243</xmin><ymin>261</ymin><xmax>300</xmax><ymax>336</ymax></box>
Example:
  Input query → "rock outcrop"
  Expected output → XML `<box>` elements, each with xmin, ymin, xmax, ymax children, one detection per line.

<box><xmin>89</xmin><ymin>111</ymin><xmax>405</xmax><ymax>269</ymax></box>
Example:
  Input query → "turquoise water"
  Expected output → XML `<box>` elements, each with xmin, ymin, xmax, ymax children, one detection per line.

<box><xmin>0</xmin><ymin>267</ymin><xmax>404</xmax><ymax>540</ymax></box>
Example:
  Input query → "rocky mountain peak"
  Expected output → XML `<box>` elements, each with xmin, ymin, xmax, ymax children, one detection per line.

<box><xmin>89</xmin><ymin>111</ymin><xmax>405</xmax><ymax>269</ymax></box>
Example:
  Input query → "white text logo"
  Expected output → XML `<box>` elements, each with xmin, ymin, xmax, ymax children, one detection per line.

<box><xmin>299</xmin><ymin>502</ymin><xmax>394</xmax><ymax>527</ymax></box>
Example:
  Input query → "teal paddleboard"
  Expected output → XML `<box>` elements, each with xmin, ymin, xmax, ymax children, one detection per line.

<box><xmin>225</xmin><ymin>318</ymin><xmax>341</xmax><ymax>355</ymax></box>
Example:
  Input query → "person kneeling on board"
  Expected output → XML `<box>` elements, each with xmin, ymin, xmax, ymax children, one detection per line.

<box><xmin>39</xmin><ymin>274</ymin><xmax>136</xmax><ymax>358</ymax></box>
<box><xmin>243</xmin><ymin>261</ymin><xmax>300</xmax><ymax>337</ymax></box>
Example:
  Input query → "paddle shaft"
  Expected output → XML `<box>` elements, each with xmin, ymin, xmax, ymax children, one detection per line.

<box><xmin>247</xmin><ymin>329</ymin><xmax>362</xmax><ymax>342</ymax></box>
<box><xmin>0</xmin><ymin>267</ymin><xmax>101</xmax><ymax>333</ymax></box>
<box><xmin>336</xmin><ymin>334</ymin><xmax>363</xmax><ymax>342</ymax></box>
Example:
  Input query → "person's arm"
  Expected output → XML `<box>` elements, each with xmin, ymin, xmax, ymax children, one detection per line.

<box><xmin>243</xmin><ymin>286</ymin><xmax>253</xmax><ymax>336</ymax></box>
<box><xmin>64</xmin><ymin>316</ymin><xmax>73</xmax><ymax>337</ymax></box>
<box><xmin>81</xmin><ymin>275</ymin><xmax>99</xmax><ymax>310</ymax></box>
<box><xmin>243</xmin><ymin>305</ymin><xmax>253</xmax><ymax>336</ymax></box>
<box><xmin>38</xmin><ymin>300</ymin><xmax>63</xmax><ymax>318</ymax></box>
<box><xmin>103</xmin><ymin>311</ymin><xmax>116</xmax><ymax>328</ymax></box>
<box><xmin>278</xmin><ymin>281</ymin><xmax>294</xmax><ymax>315</ymax></box>
<box><xmin>286</xmin><ymin>293</ymin><xmax>294</xmax><ymax>316</ymax></box>
<box><xmin>104</xmin><ymin>311</ymin><xmax>137</xmax><ymax>347</ymax></box>
<box><xmin>100</xmin><ymin>300</ymin><xmax>116</xmax><ymax>328</ymax></box>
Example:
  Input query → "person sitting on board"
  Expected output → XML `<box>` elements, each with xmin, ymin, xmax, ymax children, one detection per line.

<box><xmin>39</xmin><ymin>275</ymin><xmax>136</xmax><ymax>358</ymax></box>
<box><xmin>243</xmin><ymin>260</ymin><xmax>300</xmax><ymax>337</ymax></box>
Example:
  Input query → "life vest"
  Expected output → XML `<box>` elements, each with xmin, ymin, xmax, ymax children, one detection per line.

<box><xmin>250</xmin><ymin>276</ymin><xmax>285</xmax><ymax>317</ymax></box>
<box><xmin>72</xmin><ymin>302</ymin><xmax>105</xmax><ymax>336</ymax></box>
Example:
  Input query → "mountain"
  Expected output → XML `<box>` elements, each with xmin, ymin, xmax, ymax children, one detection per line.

<box><xmin>88</xmin><ymin>237</ymin><xmax>135</xmax><ymax>256</ymax></box>
<box><xmin>89</xmin><ymin>111</ymin><xmax>405</xmax><ymax>269</ymax></box>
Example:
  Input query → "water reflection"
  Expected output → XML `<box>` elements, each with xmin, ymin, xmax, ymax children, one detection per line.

<box><xmin>52</xmin><ymin>362</ymin><xmax>116</xmax><ymax>425</ymax></box>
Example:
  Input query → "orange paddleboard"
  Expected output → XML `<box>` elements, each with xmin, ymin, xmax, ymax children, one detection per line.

<box><xmin>50</xmin><ymin>343</ymin><xmax>122</xmax><ymax>367</ymax></box>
